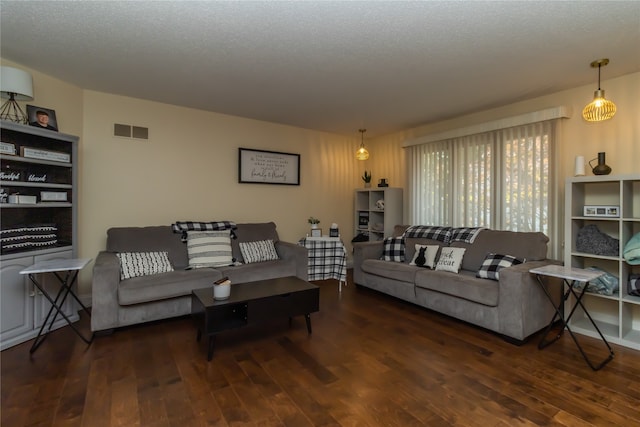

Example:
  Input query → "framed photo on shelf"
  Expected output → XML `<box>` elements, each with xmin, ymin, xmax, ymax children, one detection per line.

<box><xmin>310</xmin><ymin>228</ymin><xmax>322</xmax><ymax>237</ymax></box>
<box><xmin>358</xmin><ymin>212</ymin><xmax>369</xmax><ymax>226</ymax></box>
<box><xmin>26</xmin><ymin>105</ymin><xmax>58</xmax><ymax>131</ymax></box>
<box><xmin>238</xmin><ymin>148</ymin><xmax>300</xmax><ymax>185</ymax></box>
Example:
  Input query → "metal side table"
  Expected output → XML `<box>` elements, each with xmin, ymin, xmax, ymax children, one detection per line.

<box><xmin>530</xmin><ymin>264</ymin><xmax>614</xmax><ymax>371</ymax></box>
<box><xmin>19</xmin><ymin>257</ymin><xmax>93</xmax><ymax>353</ymax></box>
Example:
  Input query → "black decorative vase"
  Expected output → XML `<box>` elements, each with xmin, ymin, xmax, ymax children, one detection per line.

<box><xmin>590</xmin><ymin>152</ymin><xmax>612</xmax><ymax>176</ymax></box>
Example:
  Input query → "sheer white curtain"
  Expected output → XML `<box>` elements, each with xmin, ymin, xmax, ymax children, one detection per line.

<box><xmin>498</xmin><ymin>121</ymin><xmax>554</xmax><ymax>233</ymax></box>
<box><xmin>407</xmin><ymin>140</ymin><xmax>451</xmax><ymax>226</ymax></box>
<box><xmin>407</xmin><ymin>120</ymin><xmax>555</xmax><ymax>236</ymax></box>
<box><xmin>453</xmin><ymin>133</ymin><xmax>493</xmax><ymax>228</ymax></box>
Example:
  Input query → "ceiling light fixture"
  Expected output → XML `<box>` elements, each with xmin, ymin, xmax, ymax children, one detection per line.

<box><xmin>0</xmin><ymin>66</ymin><xmax>34</xmax><ymax>124</ymax></box>
<box><xmin>356</xmin><ymin>128</ymin><xmax>369</xmax><ymax>160</ymax></box>
<box><xmin>582</xmin><ymin>59</ymin><xmax>616</xmax><ymax>122</ymax></box>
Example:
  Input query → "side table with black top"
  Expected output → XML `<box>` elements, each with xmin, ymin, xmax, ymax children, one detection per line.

<box><xmin>191</xmin><ymin>276</ymin><xmax>319</xmax><ymax>360</ymax></box>
<box><xmin>19</xmin><ymin>257</ymin><xmax>93</xmax><ymax>353</ymax></box>
<box><xmin>530</xmin><ymin>264</ymin><xmax>614</xmax><ymax>371</ymax></box>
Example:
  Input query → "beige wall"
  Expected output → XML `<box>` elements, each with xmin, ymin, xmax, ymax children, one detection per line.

<box><xmin>3</xmin><ymin>58</ymin><xmax>363</xmax><ymax>298</ymax></box>
<box><xmin>368</xmin><ymin>71</ymin><xmax>640</xmax><ymax>258</ymax></box>
<box><xmin>78</xmin><ymin>92</ymin><xmax>361</xmax><ymax>295</ymax></box>
<box><xmin>3</xmin><ymin>57</ymin><xmax>638</xmax><ymax>296</ymax></box>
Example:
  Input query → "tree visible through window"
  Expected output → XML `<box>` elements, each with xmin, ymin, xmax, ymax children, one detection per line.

<box><xmin>408</xmin><ymin>120</ymin><xmax>554</xmax><ymax>235</ymax></box>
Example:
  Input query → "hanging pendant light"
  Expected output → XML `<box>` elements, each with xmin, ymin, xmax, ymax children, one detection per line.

<box><xmin>582</xmin><ymin>58</ymin><xmax>616</xmax><ymax>122</ymax></box>
<box><xmin>356</xmin><ymin>128</ymin><xmax>369</xmax><ymax>160</ymax></box>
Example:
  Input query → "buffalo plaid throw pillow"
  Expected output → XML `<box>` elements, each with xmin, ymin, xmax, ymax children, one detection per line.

<box><xmin>476</xmin><ymin>253</ymin><xmax>525</xmax><ymax>280</ymax></box>
<box><xmin>172</xmin><ymin>221</ymin><xmax>237</xmax><ymax>241</ymax></box>
<box><xmin>451</xmin><ymin>227</ymin><xmax>485</xmax><ymax>243</ymax></box>
<box><xmin>381</xmin><ymin>237</ymin><xmax>405</xmax><ymax>262</ymax></box>
<box><xmin>402</xmin><ymin>225</ymin><xmax>452</xmax><ymax>244</ymax></box>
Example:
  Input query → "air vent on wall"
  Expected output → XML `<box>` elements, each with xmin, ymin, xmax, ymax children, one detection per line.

<box><xmin>113</xmin><ymin>123</ymin><xmax>149</xmax><ymax>140</ymax></box>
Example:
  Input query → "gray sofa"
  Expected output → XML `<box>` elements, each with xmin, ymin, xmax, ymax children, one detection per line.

<box><xmin>353</xmin><ymin>226</ymin><xmax>560</xmax><ymax>342</ymax></box>
<box><xmin>91</xmin><ymin>222</ymin><xmax>307</xmax><ymax>333</ymax></box>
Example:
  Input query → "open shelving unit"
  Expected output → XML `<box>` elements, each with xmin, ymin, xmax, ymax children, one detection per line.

<box><xmin>354</xmin><ymin>187</ymin><xmax>402</xmax><ymax>241</ymax></box>
<box><xmin>565</xmin><ymin>174</ymin><xmax>640</xmax><ymax>350</ymax></box>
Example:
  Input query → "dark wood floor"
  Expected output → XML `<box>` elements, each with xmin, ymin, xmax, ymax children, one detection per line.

<box><xmin>2</xmin><ymin>272</ymin><xmax>640</xmax><ymax>427</ymax></box>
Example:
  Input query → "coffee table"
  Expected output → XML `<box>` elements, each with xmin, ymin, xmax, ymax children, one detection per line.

<box><xmin>191</xmin><ymin>276</ymin><xmax>319</xmax><ymax>360</ymax></box>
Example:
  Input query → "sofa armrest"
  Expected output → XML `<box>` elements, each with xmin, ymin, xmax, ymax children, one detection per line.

<box><xmin>91</xmin><ymin>251</ymin><xmax>121</xmax><ymax>332</ymax></box>
<box><xmin>275</xmin><ymin>241</ymin><xmax>309</xmax><ymax>281</ymax></box>
<box><xmin>353</xmin><ymin>241</ymin><xmax>384</xmax><ymax>285</ymax></box>
<box><xmin>498</xmin><ymin>259</ymin><xmax>562</xmax><ymax>341</ymax></box>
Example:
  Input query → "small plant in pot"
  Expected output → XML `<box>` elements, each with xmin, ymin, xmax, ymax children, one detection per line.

<box><xmin>362</xmin><ymin>170</ymin><xmax>372</xmax><ymax>188</ymax></box>
<box><xmin>308</xmin><ymin>217</ymin><xmax>320</xmax><ymax>229</ymax></box>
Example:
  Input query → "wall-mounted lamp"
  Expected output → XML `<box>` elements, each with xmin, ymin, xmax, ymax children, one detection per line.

<box><xmin>582</xmin><ymin>59</ymin><xmax>616</xmax><ymax>122</ymax></box>
<box><xmin>0</xmin><ymin>66</ymin><xmax>34</xmax><ymax>124</ymax></box>
<box><xmin>356</xmin><ymin>128</ymin><xmax>369</xmax><ymax>160</ymax></box>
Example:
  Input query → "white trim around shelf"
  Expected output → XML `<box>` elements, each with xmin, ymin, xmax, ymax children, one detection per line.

<box><xmin>1</xmin><ymin>202</ymin><xmax>72</xmax><ymax>208</ymax></box>
<box><xmin>1</xmin><ymin>180</ymin><xmax>72</xmax><ymax>189</ymax></box>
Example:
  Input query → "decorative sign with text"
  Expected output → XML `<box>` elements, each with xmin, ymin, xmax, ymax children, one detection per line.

<box><xmin>238</xmin><ymin>148</ymin><xmax>300</xmax><ymax>185</ymax></box>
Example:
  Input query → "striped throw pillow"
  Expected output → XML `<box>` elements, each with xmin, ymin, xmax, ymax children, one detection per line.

<box><xmin>239</xmin><ymin>240</ymin><xmax>279</xmax><ymax>264</ymax></box>
<box><xmin>116</xmin><ymin>251</ymin><xmax>173</xmax><ymax>280</ymax></box>
<box><xmin>186</xmin><ymin>230</ymin><xmax>233</xmax><ymax>268</ymax></box>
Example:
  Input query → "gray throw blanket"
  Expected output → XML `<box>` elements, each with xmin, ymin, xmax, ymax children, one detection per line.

<box><xmin>576</xmin><ymin>224</ymin><xmax>619</xmax><ymax>257</ymax></box>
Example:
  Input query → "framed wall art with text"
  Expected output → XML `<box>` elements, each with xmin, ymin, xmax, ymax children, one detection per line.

<box><xmin>238</xmin><ymin>148</ymin><xmax>300</xmax><ymax>185</ymax></box>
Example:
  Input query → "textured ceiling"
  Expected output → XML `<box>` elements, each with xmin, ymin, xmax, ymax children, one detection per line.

<box><xmin>1</xmin><ymin>1</ymin><xmax>639</xmax><ymax>137</ymax></box>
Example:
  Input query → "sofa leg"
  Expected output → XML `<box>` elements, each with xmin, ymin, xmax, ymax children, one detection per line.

<box><xmin>94</xmin><ymin>328</ymin><xmax>114</xmax><ymax>337</ymax></box>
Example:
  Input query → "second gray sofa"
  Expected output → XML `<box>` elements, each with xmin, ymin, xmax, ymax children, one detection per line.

<box><xmin>353</xmin><ymin>226</ymin><xmax>560</xmax><ymax>342</ymax></box>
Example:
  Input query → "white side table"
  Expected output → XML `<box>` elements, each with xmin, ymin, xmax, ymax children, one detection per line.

<box><xmin>19</xmin><ymin>258</ymin><xmax>93</xmax><ymax>353</ymax></box>
<box><xmin>530</xmin><ymin>264</ymin><xmax>614</xmax><ymax>370</ymax></box>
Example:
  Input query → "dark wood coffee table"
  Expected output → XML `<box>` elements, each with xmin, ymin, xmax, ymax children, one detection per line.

<box><xmin>191</xmin><ymin>276</ymin><xmax>319</xmax><ymax>360</ymax></box>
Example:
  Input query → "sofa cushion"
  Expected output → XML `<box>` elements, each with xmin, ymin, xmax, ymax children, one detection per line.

<box><xmin>232</xmin><ymin>222</ymin><xmax>280</xmax><ymax>263</ymax></box>
<box><xmin>239</xmin><ymin>239</ymin><xmax>279</xmax><ymax>264</ymax></box>
<box><xmin>118</xmin><ymin>268</ymin><xmax>222</xmax><ymax>305</ymax></box>
<box><xmin>435</xmin><ymin>247</ymin><xmax>466</xmax><ymax>273</ymax></box>
<box><xmin>361</xmin><ymin>259</ymin><xmax>418</xmax><ymax>283</ymax></box>
<box><xmin>107</xmin><ymin>226</ymin><xmax>189</xmax><ymax>269</ymax></box>
<box><xmin>393</xmin><ymin>225</ymin><xmax>410</xmax><ymax>237</ymax></box>
<box><xmin>116</xmin><ymin>251</ymin><xmax>174</xmax><ymax>280</ymax></box>
<box><xmin>186</xmin><ymin>230</ymin><xmax>233</xmax><ymax>268</ymax></box>
<box><xmin>415</xmin><ymin>269</ymin><xmax>499</xmax><ymax>307</ymax></box>
<box><xmin>382</xmin><ymin>237</ymin><xmax>405</xmax><ymax>262</ymax></box>
<box><xmin>409</xmin><ymin>244</ymin><xmax>439</xmax><ymax>268</ymax></box>
<box><xmin>451</xmin><ymin>229</ymin><xmax>548</xmax><ymax>272</ymax></box>
<box><xmin>217</xmin><ymin>259</ymin><xmax>297</xmax><ymax>284</ymax></box>
<box><xmin>476</xmin><ymin>253</ymin><xmax>525</xmax><ymax>281</ymax></box>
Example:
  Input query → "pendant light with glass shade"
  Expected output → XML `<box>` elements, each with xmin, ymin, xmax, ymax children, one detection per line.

<box><xmin>356</xmin><ymin>128</ymin><xmax>369</xmax><ymax>160</ymax></box>
<box><xmin>582</xmin><ymin>58</ymin><xmax>616</xmax><ymax>122</ymax></box>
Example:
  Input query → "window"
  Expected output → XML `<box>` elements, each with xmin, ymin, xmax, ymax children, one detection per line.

<box><xmin>407</xmin><ymin>120</ymin><xmax>555</xmax><ymax>236</ymax></box>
